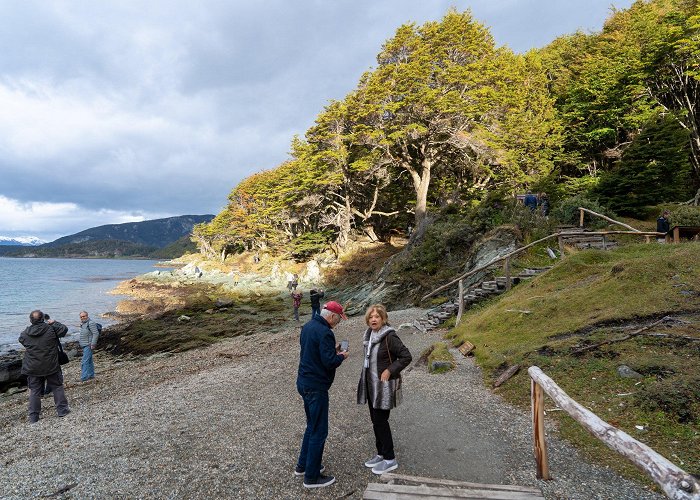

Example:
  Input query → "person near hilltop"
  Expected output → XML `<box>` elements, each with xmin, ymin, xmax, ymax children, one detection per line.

<box><xmin>309</xmin><ymin>288</ymin><xmax>324</xmax><ymax>318</ymax></box>
<box><xmin>18</xmin><ymin>310</ymin><xmax>71</xmax><ymax>423</ymax></box>
<box><xmin>357</xmin><ymin>304</ymin><xmax>412</xmax><ymax>475</ymax></box>
<box><xmin>295</xmin><ymin>301</ymin><xmax>349</xmax><ymax>489</ymax></box>
<box><xmin>291</xmin><ymin>290</ymin><xmax>303</xmax><ymax>321</ymax></box>
<box><xmin>656</xmin><ymin>210</ymin><xmax>671</xmax><ymax>242</ymax></box>
<box><xmin>291</xmin><ymin>273</ymin><xmax>299</xmax><ymax>290</ymax></box>
<box><xmin>79</xmin><ymin>311</ymin><xmax>100</xmax><ymax>382</ymax></box>
<box><xmin>524</xmin><ymin>191</ymin><xmax>538</xmax><ymax>212</ymax></box>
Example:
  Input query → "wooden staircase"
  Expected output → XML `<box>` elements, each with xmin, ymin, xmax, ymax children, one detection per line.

<box><xmin>558</xmin><ymin>227</ymin><xmax>619</xmax><ymax>251</ymax></box>
<box><xmin>365</xmin><ymin>472</ymin><xmax>544</xmax><ymax>499</ymax></box>
<box><xmin>414</xmin><ymin>267</ymin><xmax>551</xmax><ymax>332</ymax></box>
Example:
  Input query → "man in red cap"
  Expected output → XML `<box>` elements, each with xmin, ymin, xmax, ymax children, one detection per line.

<box><xmin>295</xmin><ymin>301</ymin><xmax>349</xmax><ymax>489</ymax></box>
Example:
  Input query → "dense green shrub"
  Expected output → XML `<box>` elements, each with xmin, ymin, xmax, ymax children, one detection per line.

<box><xmin>550</xmin><ymin>194</ymin><xmax>613</xmax><ymax>228</ymax></box>
<box><xmin>594</xmin><ymin>114</ymin><xmax>694</xmax><ymax>217</ymax></box>
<box><xmin>668</xmin><ymin>205</ymin><xmax>700</xmax><ymax>227</ymax></box>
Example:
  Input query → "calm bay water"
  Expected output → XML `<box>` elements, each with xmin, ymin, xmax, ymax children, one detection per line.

<box><xmin>0</xmin><ymin>258</ymin><xmax>161</xmax><ymax>352</ymax></box>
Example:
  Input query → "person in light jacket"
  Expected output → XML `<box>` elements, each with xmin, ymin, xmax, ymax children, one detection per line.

<box><xmin>79</xmin><ymin>311</ymin><xmax>100</xmax><ymax>382</ymax></box>
<box><xmin>19</xmin><ymin>310</ymin><xmax>71</xmax><ymax>423</ymax></box>
<box><xmin>357</xmin><ymin>304</ymin><xmax>412</xmax><ymax>475</ymax></box>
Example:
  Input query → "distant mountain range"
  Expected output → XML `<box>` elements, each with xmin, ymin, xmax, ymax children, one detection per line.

<box><xmin>0</xmin><ymin>236</ymin><xmax>46</xmax><ymax>246</ymax></box>
<box><xmin>0</xmin><ymin>215</ymin><xmax>214</xmax><ymax>258</ymax></box>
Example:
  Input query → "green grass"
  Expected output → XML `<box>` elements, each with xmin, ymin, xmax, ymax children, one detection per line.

<box><xmin>447</xmin><ymin>242</ymin><xmax>700</xmax><ymax>481</ymax></box>
<box><xmin>427</xmin><ymin>342</ymin><xmax>456</xmax><ymax>374</ymax></box>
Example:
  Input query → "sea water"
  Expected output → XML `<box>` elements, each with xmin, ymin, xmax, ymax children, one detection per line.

<box><xmin>0</xmin><ymin>257</ymin><xmax>162</xmax><ymax>353</ymax></box>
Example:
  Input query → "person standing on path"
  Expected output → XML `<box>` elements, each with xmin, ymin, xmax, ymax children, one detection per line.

<box><xmin>79</xmin><ymin>311</ymin><xmax>100</xmax><ymax>382</ymax></box>
<box><xmin>291</xmin><ymin>290</ymin><xmax>303</xmax><ymax>321</ymax></box>
<box><xmin>309</xmin><ymin>288</ymin><xmax>324</xmax><ymax>318</ymax></box>
<box><xmin>295</xmin><ymin>301</ymin><xmax>349</xmax><ymax>489</ymax></box>
<box><xmin>18</xmin><ymin>310</ymin><xmax>71</xmax><ymax>423</ymax></box>
<box><xmin>357</xmin><ymin>304</ymin><xmax>412</xmax><ymax>475</ymax></box>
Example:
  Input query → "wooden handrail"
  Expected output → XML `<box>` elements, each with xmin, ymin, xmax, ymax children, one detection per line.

<box><xmin>421</xmin><ymin>233</ymin><xmax>561</xmax><ymax>301</ymax></box>
<box><xmin>579</xmin><ymin>207</ymin><xmax>641</xmax><ymax>232</ymax></box>
<box><xmin>529</xmin><ymin>366</ymin><xmax>700</xmax><ymax>499</ymax></box>
<box><xmin>422</xmin><ymin>230</ymin><xmax>663</xmax><ymax>302</ymax></box>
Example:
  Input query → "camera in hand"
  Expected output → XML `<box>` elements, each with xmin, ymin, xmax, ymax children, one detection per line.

<box><xmin>340</xmin><ymin>339</ymin><xmax>349</xmax><ymax>352</ymax></box>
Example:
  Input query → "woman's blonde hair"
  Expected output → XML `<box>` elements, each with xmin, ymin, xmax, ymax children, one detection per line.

<box><xmin>364</xmin><ymin>304</ymin><xmax>389</xmax><ymax>326</ymax></box>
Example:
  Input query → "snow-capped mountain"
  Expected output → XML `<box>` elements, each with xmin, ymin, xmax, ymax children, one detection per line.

<box><xmin>0</xmin><ymin>236</ymin><xmax>46</xmax><ymax>246</ymax></box>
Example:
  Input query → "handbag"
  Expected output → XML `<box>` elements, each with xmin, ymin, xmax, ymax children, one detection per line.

<box><xmin>55</xmin><ymin>333</ymin><xmax>69</xmax><ymax>365</ymax></box>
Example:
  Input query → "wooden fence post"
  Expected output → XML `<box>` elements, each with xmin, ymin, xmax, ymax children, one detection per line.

<box><xmin>579</xmin><ymin>208</ymin><xmax>585</xmax><ymax>227</ymax></box>
<box><xmin>456</xmin><ymin>280</ymin><xmax>464</xmax><ymax>326</ymax></box>
<box><xmin>504</xmin><ymin>257</ymin><xmax>511</xmax><ymax>291</ymax></box>
<box><xmin>602</xmin><ymin>235</ymin><xmax>607</xmax><ymax>250</ymax></box>
<box><xmin>531</xmin><ymin>379</ymin><xmax>550</xmax><ymax>480</ymax></box>
<box><xmin>558</xmin><ymin>235</ymin><xmax>564</xmax><ymax>255</ymax></box>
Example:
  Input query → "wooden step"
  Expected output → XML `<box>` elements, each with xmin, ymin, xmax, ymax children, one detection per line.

<box><xmin>365</xmin><ymin>473</ymin><xmax>544</xmax><ymax>499</ymax></box>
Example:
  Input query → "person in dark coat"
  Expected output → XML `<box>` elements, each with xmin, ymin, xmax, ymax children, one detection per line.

<box><xmin>657</xmin><ymin>210</ymin><xmax>671</xmax><ymax>234</ymax></box>
<box><xmin>524</xmin><ymin>191</ymin><xmax>538</xmax><ymax>212</ymax></box>
<box><xmin>309</xmin><ymin>288</ymin><xmax>324</xmax><ymax>318</ymax></box>
<box><xmin>18</xmin><ymin>310</ymin><xmax>71</xmax><ymax>423</ymax></box>
<box><xmin>295</xmin><ymin>301</ymin><xmax>349</xmax><ymax>489</ymax></box>
<box><xmin>357</xmin><ymin>304</ymin><xmax>412</xmax><ymax>475</ymax></box>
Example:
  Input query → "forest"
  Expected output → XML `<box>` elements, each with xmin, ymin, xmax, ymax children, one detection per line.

<box><xmin>193</xmin><ymin>0</ymin><xmax>700</xmax><ymax>261</ymax></box>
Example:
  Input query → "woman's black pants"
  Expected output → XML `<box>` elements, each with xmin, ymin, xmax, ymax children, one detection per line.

<box><xmin>368</xmin><ymin>402</ymin><xmax>395</xmax><ymax>460</ymax></box>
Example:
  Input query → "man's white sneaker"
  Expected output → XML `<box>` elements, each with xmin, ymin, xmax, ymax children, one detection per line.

<box><xmin>371</xmin><ymin>459</ymin><xmax>398</xmax><ymax>475</ymax></box>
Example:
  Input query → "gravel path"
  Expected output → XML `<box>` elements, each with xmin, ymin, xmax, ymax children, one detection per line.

<box><xmin>0</xmin><ymin>308</ymin><xmax>663</xmax><ymax>499</ymax></box>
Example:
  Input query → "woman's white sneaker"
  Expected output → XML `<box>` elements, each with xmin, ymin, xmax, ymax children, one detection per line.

<box><xmin>371</xmin><ymin>459</ymin><xmax>398</xmax><ymax>475</ymax></box>
<box><xmin>364</xmin><ymin>454</ymin><xmax>384</xmax><ymax>468</ymax></box>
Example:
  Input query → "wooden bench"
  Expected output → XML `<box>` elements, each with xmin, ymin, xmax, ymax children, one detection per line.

<box><xmin>666</xmin><ymin>225</ymin><xmax>700</xmax><ymax>243</ymax></box>
<box><xmin>364</xmin><ymin>472</ymin><xmax>544</xmax><ymax>499</ymax></box>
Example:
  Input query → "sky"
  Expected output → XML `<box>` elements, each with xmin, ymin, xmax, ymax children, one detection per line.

<box><xmin>0</xmin><ymin>0</ymin><xmax>635</xmax><ymax>242</ymax></box>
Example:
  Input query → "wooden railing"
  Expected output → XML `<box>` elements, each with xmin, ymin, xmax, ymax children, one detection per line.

<box><xmin>529</xmin><ymin>366</ymin><xmax>700</xmax><ymax>499</ymax></box>
<box><xmin>578</xmin><ymin>207</ymin><xmax>641</xmax><ymax>232</ymax></box>
<box><xmin>422</xmin><ymin>229</ymin><xmax>664</xmax><ymax>326</ymax></box>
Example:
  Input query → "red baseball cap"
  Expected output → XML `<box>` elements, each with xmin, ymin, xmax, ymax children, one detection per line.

<box><xmin>323</xmin><ymin>301</ymin><xmax>348</xmax><ymax>320</ymax></box>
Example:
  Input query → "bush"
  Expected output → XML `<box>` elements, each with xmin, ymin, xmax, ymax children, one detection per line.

<box><xmin>635</xmin><ymin>375</ymin><xmax>700</xmax><ymax>423</ymax></box>
<box><xmin>668</xmin><ymin>205</ymin><xmax>700</xmax><ymax>227</ymax></box>
<box><xmin>551</xmin><ymin>194</ymin><xmax>613</xmax><ymax>228</ymax></box>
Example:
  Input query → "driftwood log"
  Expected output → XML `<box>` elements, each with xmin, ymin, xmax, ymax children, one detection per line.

<box><xmin>572</xmin><ymin>316</ymin><xmax>670</xmax><ymax>355</ymax></box>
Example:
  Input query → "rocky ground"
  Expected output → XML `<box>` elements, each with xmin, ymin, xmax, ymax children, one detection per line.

<box><xmin>0</xmin><ymin>307</ymin><xmax>663</xmax><ymax>499</ymax></box>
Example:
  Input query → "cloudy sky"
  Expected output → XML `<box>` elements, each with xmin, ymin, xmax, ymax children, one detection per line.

<box><xmin>0</xmin><ymin>0</ymin><xmax>634</xmax><ymax>242</ymax></box>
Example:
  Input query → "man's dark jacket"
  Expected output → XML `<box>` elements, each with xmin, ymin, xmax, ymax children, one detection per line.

<box><xmin>19</xmin><ymin>321</ymin><xmax>68</xmax><ymax>377</ymax></box>
<box><xmin>297</xmin><ymin>315</ymin><xmax>344</xmax><ymax>391</ymax></box>
<box><xmin>309</xmin><ymin>290</ymin><xmax>324</xmax><ymax>309</ymax></box>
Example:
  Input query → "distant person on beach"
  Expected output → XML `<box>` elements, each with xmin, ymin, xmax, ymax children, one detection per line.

<box><xmin>309</xmin><ymin>289</ymin><xmax>324</xmax><ymax>318</ymax></box>
<box><xmin>286</xmin><ymin>272</ymin><xmax>295</xmax><ymax>291</ymax></box>
<box><xmin>357</xmin><ymin>304</ymin><xmax>412</xmax><ymax>475</ymax></box>
<box><xmin>79</xmin><ymin>311</ymin><xmax>100</xmax><ymax>382</ymax></box>
<box><xmin>18</xmin><ymin>310</ymin><xmax>71</xmax><ymax>423</ymax></box>
<box><xmin>292</xmin><ymin>273</ymin><xmax>299</xmax><ymax>290</ymax></box>
<box><xmin>291</xmin><ymin>290</ymin><xmax>303</xmax><ymax>321</ymax></box>
<box><xmin>295</xmin><ymin>301</ymin><xmax>349</xmax><ymax>489</ymax></box>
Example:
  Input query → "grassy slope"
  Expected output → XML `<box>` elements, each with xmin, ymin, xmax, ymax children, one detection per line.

<box><xmin>448</xmin><ymin>242</ymin><xmax>700</xmax><ymax>480</ymax></box>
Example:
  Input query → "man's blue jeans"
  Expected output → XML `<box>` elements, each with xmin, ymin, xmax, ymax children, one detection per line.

<box><xmin>81</xmin><ymin>346</ymin><xmax>95</xmax><ymax>381</ymax></box>
<box><xmin>311</xmin><ymin>306</ymin><xmax>320</xmax><ymax>318</ymax></box>
<box><xmin>296</xmin><ymin>386</ymin><xmax>329</xmax><ymax>482</ymax></box>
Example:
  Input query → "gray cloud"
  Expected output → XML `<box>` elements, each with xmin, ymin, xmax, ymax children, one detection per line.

<box><xmin>0</xmin><ymin>0</ymin><xmax>633</xmax><ymax>241</ymax></box>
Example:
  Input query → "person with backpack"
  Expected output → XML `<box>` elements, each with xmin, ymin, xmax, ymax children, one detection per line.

<box><xmin>309</xmin><ymin>289</ymin><xmax>324</xmax><ymax>318</ymax></box>
<box><xmin>79</xmin><ymin>311</ymin><xmax>100</xmax><ymax>382</ymax></box>
<box><xmin>19</xmin><ymin>310</ymin><xmax>71</xmax><ymax>423</ymax></box>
